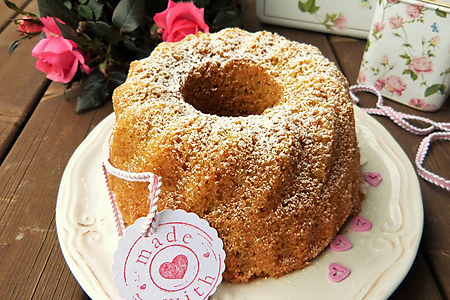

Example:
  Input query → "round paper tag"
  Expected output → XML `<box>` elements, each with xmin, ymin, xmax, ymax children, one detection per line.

<box><xmin>112</xmin><ymin>210</ymin><xmax>225</xmax><ymax>300</ymax></box>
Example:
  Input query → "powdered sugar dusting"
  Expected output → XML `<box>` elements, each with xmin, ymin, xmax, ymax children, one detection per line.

<box><xmin>108</xmin><ymin>28</ymin><xmax>361</xmax><ymax>282</ymax></box>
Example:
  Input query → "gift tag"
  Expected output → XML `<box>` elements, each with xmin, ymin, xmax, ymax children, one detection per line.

<box><xmin>112</xmin><ymin>210</ymin><xmax>226</xmax><ymax>300</ymax></box>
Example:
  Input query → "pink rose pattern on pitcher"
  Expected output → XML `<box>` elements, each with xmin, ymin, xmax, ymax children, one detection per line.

<box><xmin>359</xmin><ymin>0</ymin><xmax>450</xmax><ymax>111</ymax></box>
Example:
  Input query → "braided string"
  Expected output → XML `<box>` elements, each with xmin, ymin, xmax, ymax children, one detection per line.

<box><xmin>415</xmin><ymin>132</ymin><xmax>450</xmax><ymax>190</ymax></box>
<box><xmin>350</xmin><ymin>85</ymin><xmax>450</xmax><ymax>191</ymax></box>
<box><xmin>103</xmin><ymin>131</ymin><xmax>162</xmax><ymax>237</ymax></box>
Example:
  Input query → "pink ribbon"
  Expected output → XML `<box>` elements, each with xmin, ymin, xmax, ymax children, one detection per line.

<box><xmin>350</xmin><ymin>85</ymin><xmax>450</xmax><ymax>191</ymax></box>
<box><xmin>103</xmin><ymin>132</ymin><xmax>162</xmax><ymax>237</ymax></box>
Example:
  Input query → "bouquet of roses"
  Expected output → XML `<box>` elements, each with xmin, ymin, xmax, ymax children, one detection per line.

<box><xmin>5</xmin><ymin>0</ymin><xmax>241</xmax><ymax>112</ymax></box>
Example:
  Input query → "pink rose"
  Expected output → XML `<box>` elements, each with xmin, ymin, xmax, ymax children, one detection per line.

<box><xmin>409</xmin><ymin>98</ymin><xmax>426</xmax><ymax>107</ymax></box>
<box><xmin>374</xmin><ymin>78</ymin><xmax>386</xmax><ymax>91</ymax></box>
<box><xmin>32</xmin><ymin>36</ymin><xmax>92</xmax><ymax>83</ymax></box>
<box><xmin>154</xmin><ymin>0</ymin><xmax>209</xmax><ymax>42</ymax></box>
<box><xmin>408</xmin><ymin>56</ymin><xmax>433</xmax><ymax>75</ymax></box>
<box><xmin>39</xmin><ymin>16</ymin><xmax>64</xmax><ymax>38</ymax></box>
<box><xmin>18</xmin><ymin>16</ymin><xmax>44</xmax><ymax>35</ymax></box>
<box><xmin>430</xmin><ymin>35</ymin><xmax>440</xmax><ymax>46</ymax></box>
<box><xmin>381</xmin><ymin>55</ymin><xmax>389</xmax><ymax>64</ymax></box>
<box><xmin>358</xmin><ymin>71</ymin><xmax>366</xmax><ymax>84</ymax></box>
<box><xmin>389</xmin><ymin>17</ymin><xmax>403</xmax><ymax>29</ymax></box>
<box><xmin>334</xmin><ymin>15</ymin><xmax>347</xmax><ymax>30</ymax></box>
<box><xmin>406</xmin><ymin>5</ymin><xmax>422</xmax><ymax>18</ymax></box>
<box><xmin>409</xmin><ymin>98</ymin><xmax>438</xmax><ymax>111</ymax></box>
<box><xmin>385</xmin><ymin>76</ymin><xmax>406</xmax><ymax>96</ymax></box>
<box><xmin>374</xmin><ymin>22</ymin><xmax>385</xmax><ymax>33</ymax></box>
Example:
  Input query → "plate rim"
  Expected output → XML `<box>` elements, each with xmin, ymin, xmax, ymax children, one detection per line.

<box><xmin>56</xmin><ymin>106</ymin><xmax>423</xmax><ymax>300</ymax></box>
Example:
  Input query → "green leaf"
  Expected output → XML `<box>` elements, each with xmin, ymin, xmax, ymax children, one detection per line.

<box><xmin>79</xmin><ymin>0</ymin><xmax>88</xmax><ymax>4</ymax></box>
<box><xmin>108</xmin><ymin>71</ymin><xmax>127</xmax><ymax>86</ymax></box>
<box><xmin>86</xmin><ymin>21</ymin><xmax>121</xmax><ymax>44</ymax></box>
<box><xmin>112</xmin><ymin>0</ymin><xmax>146</xmax><ymax>33</ymax></box>
<box><xmin>364</xmin><ymin>39</ymin><xmax>370</xmax><ymax>52</ymax></box>
<box><xmin>309</xmin><ymin>5</ymin><xmax>320</xmax><ymax>14</ymax></box>
<box><xmin>77</xmin><ymin>71</ymin><xmax>109</xmax><ymax>112</ymax></box>
<box><xmin>399</xmin><ymin>54</ymin><xmax>410</xmax><ymax>59</ymax></box>
<box><xmin>56</xmin><ymin>21</ymin><xmax>89</xmax><ymax>46</ymax></box>
<box><xmin>78</xmin><ymin>5</ymin><xmax>94</xmax><ymax>20</ymax></box>
<box><xmin>86</xmin><ymin>0</ymin><xmax>103</xmax><ymax>21</ymax></box>
<box><xmin>76</xmin><ymin>84</ymin><xmax>109</xmax><ymax>112</ymax></box>
<box><xmin>402</xmin><ymin>43</ymin><xmax>412</xmax><ymax>48</ymax></box>
<box><xmin>194</xmin><ymin>0</ymin><xmax>211</xmax><ymax>8</ymax></box>
<box><xmin>402</xmin><ymin>69</ymin><xmax>418</xmax><ymax>81</ymax></box>
<box><xmin>81</xmin><ymin>69</ymin><xmax>105</xmax><ymax>89</ymax></box>
<box><xmin>123</xmin><ymin>34</ymin><xmax>140</xmax><ymax>51</ymax></box>
<box><xmin>304</xmin><ymin>0</ymin><xmax>314</xmax><ymax>12</ymax></box>
<box><xmin>440</xmin><ymin>68</ymin><xmax>450</xmax><ymax>76</ymax></box>
<box><xmin>63</xmin><ymin>1</ymin><xmax>72</xmax><ymax>9</ymax></box>
<box><xmin>4</xmin><ymin>0</ymin><xmax>37</xmax><ymax>16</ymax></box>
<box><xmin>424</xmin><ymin>84</ymin><xmax>442</xmax><ymax>97</ymax></box>
<box><xmin>8</xmin><ymin>40</ymin><xmax>21</xmax><ymax>55</ymax></box>
<box><xmin>436</xmin><ymin>8</ymin><xmax>447</xmax><ymax>18</ymax></box>
<box><xmin>298</xmin><ymin>1</ymin><xmax>306</xmax><ymax>12</ymax></box>
<box><xmin>213</xmin><ymin>10</ymin><xmax>242</xmax><ymax>29</ymax></box>
<box><xmin>38</xmin><ymin>0</ymin><xmax>78</xmax><ymax>29</ymax></box>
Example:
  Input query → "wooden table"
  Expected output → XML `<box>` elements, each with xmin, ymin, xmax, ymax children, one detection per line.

<box><xmin>1</xmin><ymin>0</ymin><xmax>449</xmax><ymax>299</ymax></box>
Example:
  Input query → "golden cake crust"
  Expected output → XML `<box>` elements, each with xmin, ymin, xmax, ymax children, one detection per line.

<box><xmin>109</xmin><ymin>28</ymin><xmax>361</xmax><ymax>282</ymax></box>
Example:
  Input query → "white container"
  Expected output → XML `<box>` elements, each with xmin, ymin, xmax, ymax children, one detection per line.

<box><xmin>357</xmin><ymin>0</ymin><xmax>450</xmax><ymax>111</ymax></box>
<box><xmin>256</xmin><ymin>0</ymin><xmax>377</xmax><ymax>38</ymax></box>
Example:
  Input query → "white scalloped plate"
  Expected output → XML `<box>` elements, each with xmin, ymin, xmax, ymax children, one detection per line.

<box><xmin>56</xmin><ymin>107</ymin><xmax>423</xmax><ymax>300</ymax></box>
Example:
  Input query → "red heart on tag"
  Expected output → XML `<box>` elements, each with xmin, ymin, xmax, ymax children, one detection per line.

<box><xmin>352</xmin><ymin>216</ymin><xmax>372</xmax><ymax>232</ymax></box>
<box><xmin>364</xmin><ymin>172</ymin><xmax>382</xmax><ymax>186</ymax></box>
<box><xmin>159</xmin><ymin>254</ymin><xmax>188</xmax><ymax>280</ymax></box>
<box><xmin>328</xmin><ymin>262</ymin><xmax>350</xmax><ymax>282</ymax></box>
<box><xmin>330</xmin><ymin>235</ymin><xmax>352</xmax><ymax>252</ymax></box>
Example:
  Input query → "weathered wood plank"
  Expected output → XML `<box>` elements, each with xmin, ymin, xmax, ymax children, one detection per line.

<box><xmin>0</xmin><ymin>81</ymin><xmax>112</xmax><ymax>299</ymax></box>
<box><xmin>0</xmin><ymin>0</ymin><xmax>39</xmax><ymax>66</ymax></box>
<box><xmin>0</xmin><ymin>0</ymin><xmax>32</xmax><ymax>33</ymax></box>
<box><xmin>0</xmin><ymin>0</ymin><xmax>48</xmax><ymax>161</ymax></box>
<box><xmin>389</xmin><ymin>250</ymin><xmax>443</xmax><ymax>300</ymax></box>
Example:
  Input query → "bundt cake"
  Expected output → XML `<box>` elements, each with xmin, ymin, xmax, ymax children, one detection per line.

<box><xmin>108</xmin><ymin>28</ymin><xmax>362</xmax><ymax>282</ymax></box>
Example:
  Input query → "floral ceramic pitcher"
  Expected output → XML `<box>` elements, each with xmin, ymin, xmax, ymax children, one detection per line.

<box><xmin>358</xmin><ymin>0</ymin><xmax>450</xmax><ymax>111</ymax></box>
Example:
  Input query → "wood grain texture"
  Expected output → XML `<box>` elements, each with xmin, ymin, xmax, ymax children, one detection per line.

<box><xmin>0</xmin><ymin>0</ymin><xmax>32</xmax><ymax>33</ymax></box>
<box><xmin>0</xmin><ymin>0</ymin><xmax>48</xmax><ymax>162</ymax></box>
<box><xmin>0</xmin><ymin>81</ymin><xmax>113</xmax><ymax>299</ymax></box>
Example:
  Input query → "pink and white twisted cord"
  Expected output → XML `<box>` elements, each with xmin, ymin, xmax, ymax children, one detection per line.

<box><xmin>102</xmin><ymin>162</ymin><xmax>125</xmax><ymax>236</ymax></box>
<box><xmin>350</xmin><ymin>85</ymin><xmax>450</xmax><ymax>191</ymax></box>
<box><xmin>103</xmin><ymin>131</ymin><xmax>162</xmax><ymax>237</ymax></box>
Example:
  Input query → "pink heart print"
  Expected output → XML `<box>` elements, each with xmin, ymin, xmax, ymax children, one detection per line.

<box><xmin>330</xmin><ymin>235</ymin><xmax>352</xmax><ymax>252</ymax></box>
<box><xmin>328</xmin><ymin>262</ymin><xmax>350</xmax><ymax>282</ymax></box>
<box><xmin>159</xmin><ymin>254</ymin><xmax>188</xmax><ymax>280</ymax></box>
<box><xmin>364</xmin><ymin>172</ymin><xmax>382</xmax><ymax>186</ymax></box>
<box><xmin>352</xmin><ymin>216</ymin><xmax>372</xmax><ymax>232</ymax></box>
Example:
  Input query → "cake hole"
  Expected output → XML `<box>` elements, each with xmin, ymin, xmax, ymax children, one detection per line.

<box><xmin>182</xmin><ymin>60</ymin><xmax>283</xmax><ymax>117</ymax></box>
